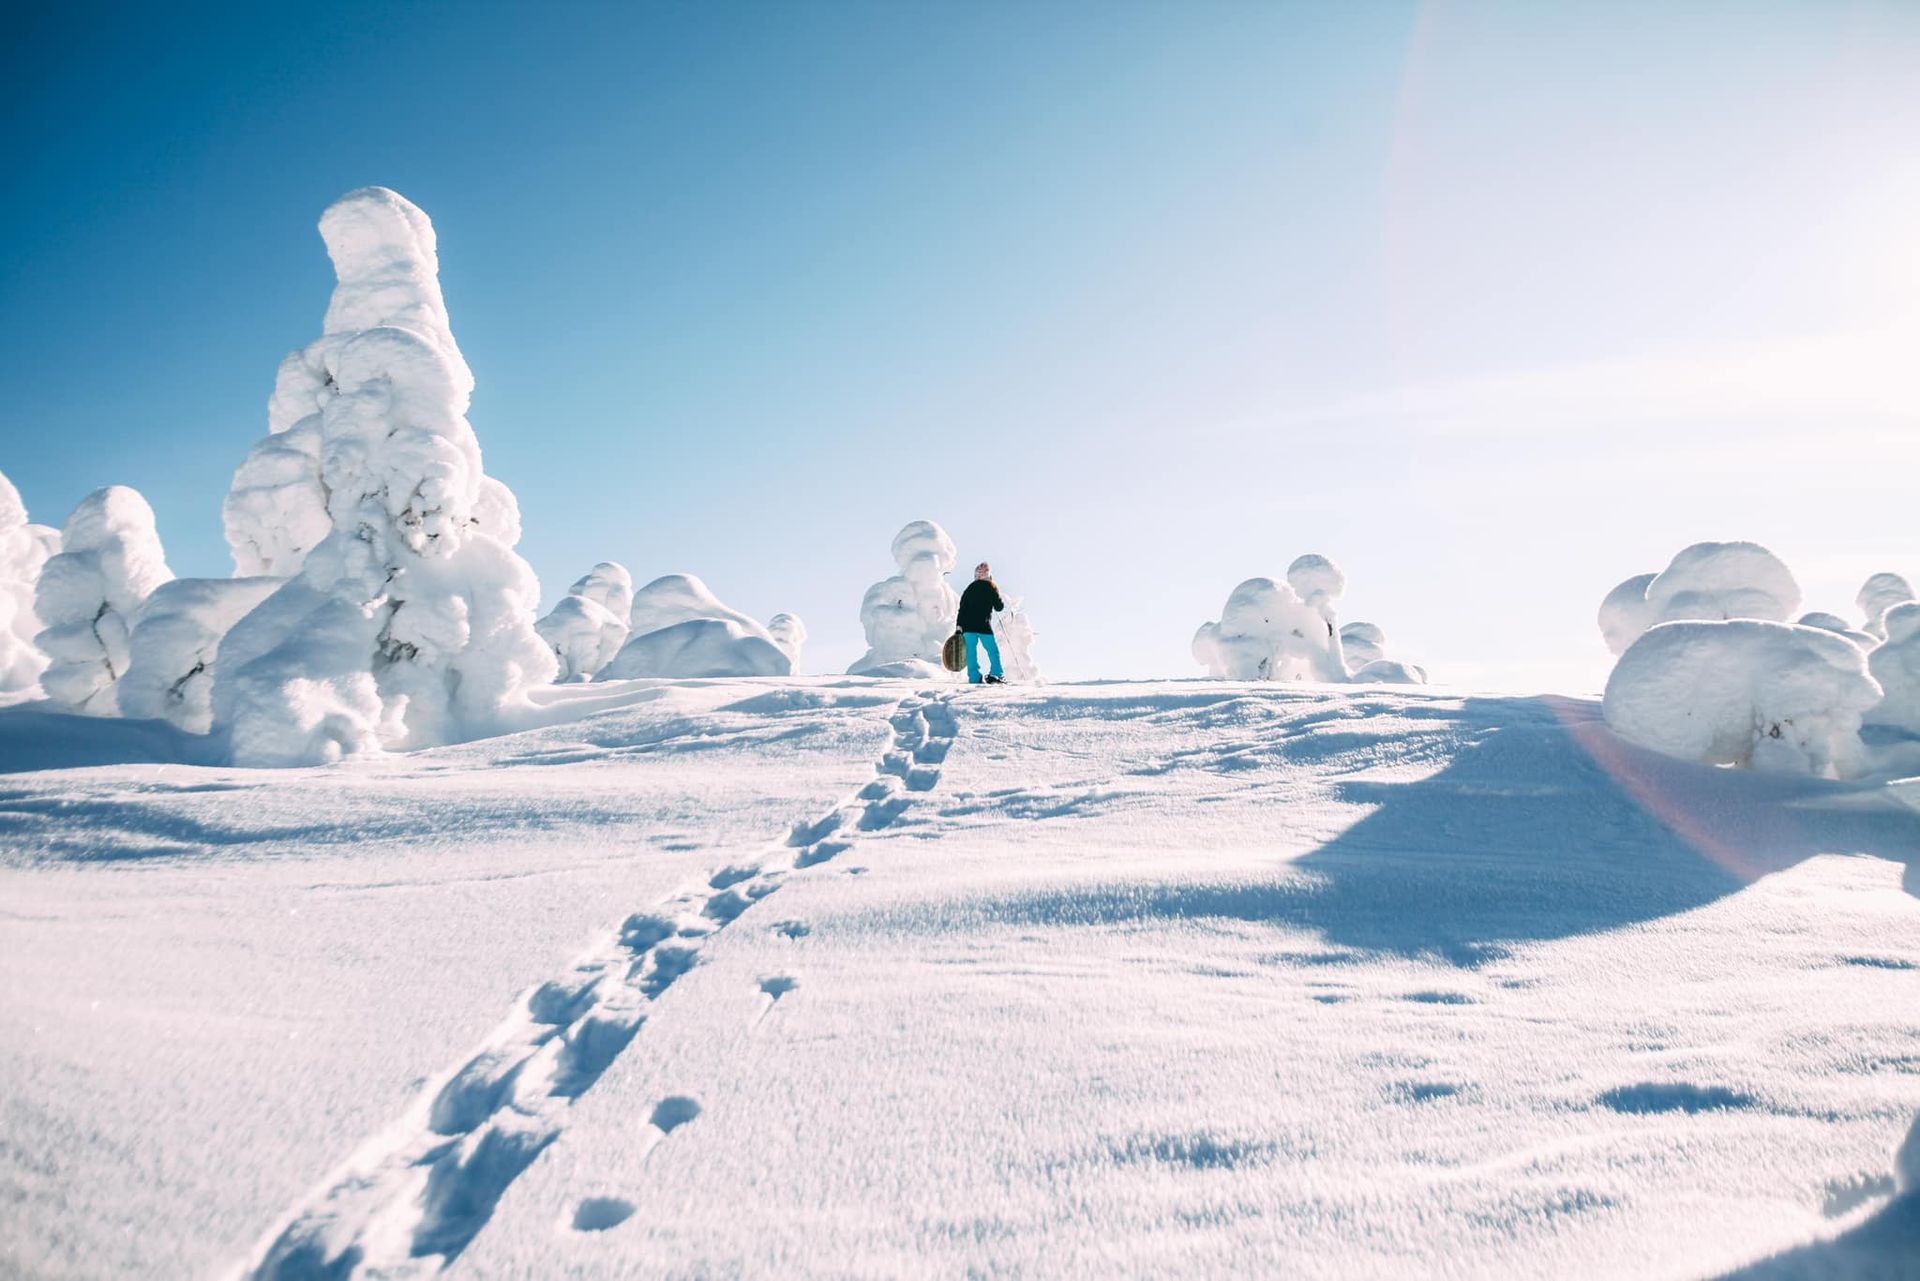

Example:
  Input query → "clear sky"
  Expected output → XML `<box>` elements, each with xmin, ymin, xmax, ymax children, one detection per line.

<box><xmin>3</xmin><ymin>1</ymin><xmax>1917</xmax><ymax>689</ymax></box>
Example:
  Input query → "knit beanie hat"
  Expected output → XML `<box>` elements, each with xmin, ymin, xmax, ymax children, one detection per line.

<box><xmin>974</xmin><ymin>562</ymin><xmax>992</xmax><ymax>581</ymax></box>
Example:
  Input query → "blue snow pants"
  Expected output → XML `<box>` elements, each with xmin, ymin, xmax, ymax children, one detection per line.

<box><xmin>964</xmin><ymin>632</ymin><xmax>1002</xmax><ymax>684</ymax></box>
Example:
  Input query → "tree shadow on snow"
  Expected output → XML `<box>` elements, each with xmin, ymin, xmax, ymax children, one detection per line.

<box><xmin>959</xmin><ymin>695</ymin><xmax>1920</xmax><ymax>967</ymax></box>
<box><xmin>0</xmin><ymin>703</ymin><xmax>218</xmax><ymax>775</ymax></box>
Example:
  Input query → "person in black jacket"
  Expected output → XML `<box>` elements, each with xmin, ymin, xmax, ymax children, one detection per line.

<box><xmin>956</xmin><ymin>562</ymin><xmax>1006</xmax><ymax>684</ymax></box>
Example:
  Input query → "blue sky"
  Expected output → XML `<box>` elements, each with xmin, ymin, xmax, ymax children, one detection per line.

<box><xmin>4</xmin><ymin>1</ymin><xmax>1917</xmax><ymax>687</ymax></box>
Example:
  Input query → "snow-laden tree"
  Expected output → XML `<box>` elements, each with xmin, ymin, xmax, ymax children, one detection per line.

<box><xmin>34</xmin><ymin>486</ymin><xmax>173</xmax><ymax>715</ymax></box>
<box><xmin>993</xmin><ymin>597</ymin><xmax>1041</xmax><ymax>684</ymax></box>
<box><xmin>1858</xmin><ymin>572</ymin><xmax>1916</xmax><ymax>641</ymax></box>
<box><xmin>1794</xmin><ymin>611</ymin><xmax>1877</xmax><ymax>650</ymax></box>
<box><xmin>1193</xmin><ymin>554</ymin><xmax>1423</xmax><ymax>683</ymax></box>
<box><xmin>121</xmin><ymin>578</ymin><xmax>284</xmax><ymax>732</ymax></box>
<box><xmin>849</xmin><ymin>520</ymin><xmax>961</xmax><ymax>677</ymax></box>
<box><xmin>214</xmin><ymin>187</ymin><xmax>556</xmax><ymax>766</ymax></box>
<box><xmin>535</xmin><ymin>562</ymin><xmax>632</xmax><ymax>681</ymax></box>
<box><xmin>600</xmin><ymin>574</ymin><xmax>794</xmax><ymax>679</ymax></box>
<box><xmin>1597</xmin><ymin>542</ymin><xmax>1800</xmax><ymax>655</ymax></box>
<box><xmin>0</xmin><ymin>470</ymin><xmax>61</xmax><ymax>693</ymax></box>
<box><xmin>1865</xmin><ymin>602</ymin><xmax>1920</xmax><ymax>734</ymax></box>
<box><xmin>767</xmin><ymin>613</ymin><xmax>807</xmax><ymax>669</ymax></box>
<box><xmin>1604</xmin><ymin>619</ymin><xmax>1879</xmax><ymax>778</ymax></box>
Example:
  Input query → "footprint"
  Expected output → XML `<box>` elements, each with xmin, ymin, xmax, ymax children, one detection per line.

<box><xmin>650</xmin><ymin>1096</ymin><xmax>701</xmax><ymax>1134</ymax></box>
<box><xmin>770</xmin><ymin>920</ymin><xmax>811</xmax><ymax>939</ymax></box>
<box><xmin>571</xmin><ymin>1196</ymin><xmax>635</xmax><ymax>1232</ymax></box>
<box><xmin>707</xmin><ymin>865</ymin><xmax>757</xmax><ymax>890</ymax></box>
<box><xmin>759</xmin><ymin>975</ymin><xmax>798</xmax><ymax>1000</ymax></box>
<box><xmin>1596</xmin><ymin>1082</ymin><xmax>1758</xmax><ymax>1114</ymax></box>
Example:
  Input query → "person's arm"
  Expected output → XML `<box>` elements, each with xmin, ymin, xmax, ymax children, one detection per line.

<box><xmin>993</xmin><ymin>585</ymin><xmax>1005</xmax><ymax>612</ymax></box>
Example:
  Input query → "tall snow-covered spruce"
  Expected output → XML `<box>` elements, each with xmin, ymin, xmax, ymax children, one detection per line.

<box><xmin>0</xmin><ymin>470</ymin><xmax>62</xmax><ymax>694</ymax></box>
<box><xmin>215</xmin><ymin>187</ymin><xmax>555</xmax><ymax>766</ymax></box>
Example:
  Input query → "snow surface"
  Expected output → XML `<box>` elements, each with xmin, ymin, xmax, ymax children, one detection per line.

<box><xmin>0</xmin><ymin>469</ymin><xmax>60</xmax><ymax>693</ymax></box>
<box><xmin>217</xmin><ymin>187</ymin><xmax>556</xmax><ymax>766</ymax></box>
<box><xmin>2</xmin><ymin>678</ymin><xmax>1916</xmax><ymax>1279</ymax></box>
<box><xmin>33</xmin><ymin>486</ymin><xmax>173</xmax><ymax>716</ymax></box>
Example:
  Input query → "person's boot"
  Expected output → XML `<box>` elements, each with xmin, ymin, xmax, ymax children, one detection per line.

<box><xmin>985</xmin><ymin>675</ymin><xmax>1005</xmax><ymax>685</ymax></box>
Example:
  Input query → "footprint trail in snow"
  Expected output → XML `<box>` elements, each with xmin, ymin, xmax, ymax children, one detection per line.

<box><xmin>238</xmin><ymin>692</ymin><xmax>958</xmax><ymax>1279</ymax></box>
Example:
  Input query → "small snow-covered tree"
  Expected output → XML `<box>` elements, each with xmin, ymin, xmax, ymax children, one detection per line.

<box><xmin>1858</xmin><ymin>572</ymin><xmax>1916</xmax><ymax>641</ymax></box>
<box><xmin>1192</xmin><ymin>554</ymin><xmax>1430</xmax><ymax>683</ymax></box>
<box><xmin>1866</xmin><ymin>602</ymin><xmax>1920</xmax><ymax>734</ymax></box>
<box><xmin>849</xmin><ymin>520</ymin><xmax>961</xmax><ymax>677</ymax></box>
<box><xmin>600</xmin><ymin>574</ymin><xmax>794</xmax><ymax>679</ymax></box>
<box><xmin>215</xmin><ymin>187</ymin><xmax>556</xmax><ymax>766</ymax></box>
<box><xmin>535</xmin><ymin>562</ymin><xmax>632</xmax><ymax>681</ymax></box>
<box><xmin>992</xmin><ymin>597</ymin><xmax>1041</xmax><ymax>683</ymax></box>
<box><xmin>1604</xmin><ymin>619</ymin><xmax>1879</xmax><ymax>778</ymax></box>
<box><xmin>0</xmin><ymin>470</ymin><xmax>61</xmax><ymax>693</ymax></box>
<box><xmin>120</xmin><ymin>577</ymin><xmax>283</xmax><ymax>732</ymax></box>
<box><xmin>767</xmin><ymin>613</ymin><xmax>807</xmax><ymax>669</ymax></box>
<box><xmin>35</xmin><ymin>486</ymin><xmax>173</xmax><ymax>715</ymax></box>
<box><xmin>1597</xmin><ymin>542</ymin><xmax>1800</xmax><ymax>655</ymax></box>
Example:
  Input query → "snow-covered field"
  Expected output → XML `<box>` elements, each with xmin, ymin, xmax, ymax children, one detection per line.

<box><xmin>2</xmin><ymin>679</ymin><xmax>1917</xmax><ymax>1279</ymax></box>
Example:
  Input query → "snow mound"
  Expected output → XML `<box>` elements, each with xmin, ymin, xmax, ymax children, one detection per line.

<box><xmin>119</xmin><ymin>577</ymin><xmax>284</xmax><ymax>732</ymax></box>
<box><xmin>1603</xmin><ymin>620</ymin><xmax>1880</xmax><ymax>778</ymax></box>
<box><xmin>1352</xmin><ymin>659</ymin><xmax>1428</xmax><ymax>685</ymax></box>
<box><xmin>34</xmin><ymin>487</ymin><xmax>173</xmax><ymax>716</ymax></box>
<box><xmin>849</xmin><ymin>520</ymin><xmax>960</xmax><ymax>677</ymax></box>
<box><xmin>767</xmin><ymin>613</ymin><xmax>807</xmax><ymax>669</ymax></box>
<box><xmin>1865</xmin><ymin>602</ymin><xmax>1920</xmax><ymax>734</ymax></box>
<box><xmin>535</xmin><ymin>563</ymin><xmax>632</xmax><ymax>681</ymax></box>
<box><xmin>0</xmin><ymin>470</ymin><xmax>61</xmax><ymax>692</ymax></box>
<box><xmin>217</xmin><ymin>188</ymin><xmax>555</xmax><ymax>766</ymax></box>
<box><xmin>600</xmin><ymin>619</ymin><xmax>790</xmax><ymax>680</ymax></box>
<box><xmin>602</xmin><ymin>575</ymin><xmax>794</xmax><ymax>679</ymax></box>
<box><xmin>1857</xmin><ymin>572</ymin><xmax>1915</xmax><ymax>640</ymax></box>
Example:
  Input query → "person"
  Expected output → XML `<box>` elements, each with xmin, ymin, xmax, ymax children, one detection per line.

<box><xmin>956</xmin><ymin>561</ymin><xmax>1006</xmax><ymax>684</ymax></box>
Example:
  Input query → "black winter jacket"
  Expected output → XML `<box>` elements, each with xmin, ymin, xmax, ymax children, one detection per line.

<box><xmin>957</xmin><ymin>580</ymin><xmax>1005</xmax><ymax>634</ymax></box>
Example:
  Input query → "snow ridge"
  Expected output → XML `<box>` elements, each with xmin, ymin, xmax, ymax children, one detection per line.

<box><xmin>237</xmin><ymin>692</ymin><xmax>959</xmax><ymax>1278</ymax></box>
